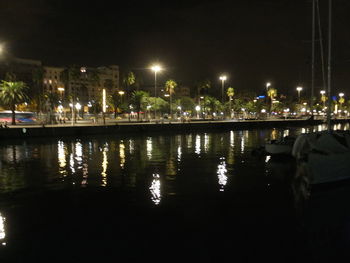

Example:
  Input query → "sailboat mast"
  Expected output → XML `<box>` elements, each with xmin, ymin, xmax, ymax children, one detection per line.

<box><xmin>327</xmin><ymin>0</ymin><xmax>332</xmax><ymax>131</ymax></box>
<box><xmin>311</xmin><ymin>0</ymin><xmax>315</xmax><ymax>114</ymax></box>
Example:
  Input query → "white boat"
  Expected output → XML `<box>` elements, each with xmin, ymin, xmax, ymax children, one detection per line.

<box><xmin>292</xmin><ymin>131</ymin><xmax>350</xmax><ymax>185</ymax></box>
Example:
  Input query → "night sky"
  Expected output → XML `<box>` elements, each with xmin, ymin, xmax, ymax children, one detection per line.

<box><xmin>1</xmin><ymin>0</ymin><xmax>350</xmax><ymax>97</ymax></box>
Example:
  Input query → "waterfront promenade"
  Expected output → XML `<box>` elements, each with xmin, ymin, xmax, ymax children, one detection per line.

<box><xmin>1</xmin><ymin>117</ymin><xmax>349</xmax><ymax>140</ymax></box>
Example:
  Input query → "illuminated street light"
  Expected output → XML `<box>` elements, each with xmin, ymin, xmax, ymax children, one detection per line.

<box><xmin>118</xmin><ymin>90</ymin><xmax>125</xmax><ymax>104</ymax></box>
<box><xmin>195</xmin><ymin>105</ymin><xmax>201</xmax><ymax>119</ymax></box>
<box><xmin>102</xmin><ymin>88</ymin><xmax>106</xmax><ymax>124</ymax></box>
<box><xmin>296</xmin><ymin>86</ymin><xmax>303</xmax><ymax>102</ymax></box>
<box><xmin>151</xmin><ymin>64</ymin><xmax>162</xmax><ymax>120</ymax></box>
<box><xmin>219</xmin><ymin>75</ymin><xmax>227</xmax><ymax>104</ymax></box>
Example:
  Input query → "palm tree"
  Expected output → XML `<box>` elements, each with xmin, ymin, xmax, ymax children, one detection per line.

<box><xmin>226</xmin><ymin>87</ymin><xmax>234</xmax><ymax>118</ymax></box>
<box><xmin>131</xmin><ymin>90</ymin><xmax>149</xmax><ymax>120</ymax></box>
<box><xmin>164</xmin><ymin>79</ymin><xmax>177</xmax><ymax>118</ymax></box>
<box><xmin>267</xmin><ymin>88</ymin><xmax>277</xmax><ymax>115</ymax></box>
<box><xmin>0</xmin><ymin>81</ymin><xmax>29</xmax><ymax>125</ymax></box>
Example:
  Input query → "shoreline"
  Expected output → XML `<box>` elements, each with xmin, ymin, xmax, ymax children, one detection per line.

<box><xmin>1</xmin><ymin>118</ymin><xmax>349</xmax><ymax>140</ymax></box>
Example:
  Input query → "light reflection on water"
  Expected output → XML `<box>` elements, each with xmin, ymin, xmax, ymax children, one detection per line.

<box><xmin>0</xmin><ymin>124</ymin><xmax>348</xmax><ymax>197</ymax></box>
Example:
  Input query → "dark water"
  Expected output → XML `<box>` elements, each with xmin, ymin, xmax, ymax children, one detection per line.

<box><xmin>0</xmin><ymin>123</ymin><xmax>349</xmax><ymax>262</ymax></box>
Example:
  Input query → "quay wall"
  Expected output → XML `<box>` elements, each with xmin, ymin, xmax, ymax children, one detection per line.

<box><xmin>0</xmin><ymin>119</ymin><xmax>349</xmax><ymax>140</ymax></box>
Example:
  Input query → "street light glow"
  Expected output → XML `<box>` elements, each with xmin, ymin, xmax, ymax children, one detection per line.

<box><xmin>339</xmin><ymin>92</ymin><xmax>344</xmax><ymax>97</ymax></box>
<box><xmin>296</xmin><ymin>86</ymin><xmax>303</xmax><ymax>92</ymax></box>
<box><xmin>219</xmin><ymin>75</ymin><xmax>227</xmax><ymax>81</ymax></box>
<box><xmin>320</xmin><ymin>90</ymin><xmax>326</xmax><ymax>95</ymax></box>
<box><xmin>151</xmin><ymin>65</ymin><xmax>162</xmax><ymax>72</ymax></box>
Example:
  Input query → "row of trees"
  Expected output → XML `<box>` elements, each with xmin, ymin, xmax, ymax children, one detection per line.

<box><xmin>1</xmin><ymin>67</ymin><xmax>350</xmax><ymax>124</ymax></box>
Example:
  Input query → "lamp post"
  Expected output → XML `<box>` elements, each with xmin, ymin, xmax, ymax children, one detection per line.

<box><xmin>151</xmin><ymin>64</ymin><xmax>162</xmax><ymax>120</ymax></box>
<box><xmin>102</xmin><ymin>88</ymin><xmax>106</xmax><ymax>125</ymax></box>
<box><xmin>75</xmin><ymin>102</ymin><xmax>81</xmax><ymax>120</ymax></box>
<box><xmin>339</xmin><ymin>92</ymin><xmax>345</xmax><ymax>116</ymax></box>
<box><xmin>219</xmin><ymin>75</ymin><xmax>227</xmax><ymax>104</ymax></box>
<box><xmin>296</xmin><ymin>86</ymin><xmax>303</xmax><ymax>103</ymax></box>
<box><xmin>320</xmin><ymin>90</ymin><xmax>326</xmax><ymax>110</ymax></box>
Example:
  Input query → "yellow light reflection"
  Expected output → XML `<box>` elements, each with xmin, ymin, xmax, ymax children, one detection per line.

<box><xmin>195</xmin><ymin>134</ymin><xmax>201</xmax><ymax>155</ymax></box>
<box><xmin>101</xmin><ymin>145</ymin><xmax>108</xmax><ymax>187</ymax></box>
<box><xmin>0</xmin><ymin>212</ymin><xmax>5</xmax><ymax>241</ymax></box>
<box><xmin>120</xmin><ymin>141</ymin><xmax>125</xmax><ymax>169</ymax></box>
<box><xmin>217</xmin><ymin>158</ymin><xmax>228</xmax><ymax>192</ymax></box>
<box><xmin>150</xmin><ymin>174</ymin><xmax>161</xmax><ymax>205</ymax></box>
<box><xmin>147</xmin><ymin>137</ymin><xmax>152</xmax><ymax>160</ymax></box>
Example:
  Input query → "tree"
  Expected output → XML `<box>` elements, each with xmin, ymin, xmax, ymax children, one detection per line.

<box><xmin>267</xmin><ymin>88</ymin><xmax>277</xmax><ymax>114</ymax></box>
<box><xmin>226</xmin><ymin>87</ymin><xmax>234</xmax><ymax>118</ymax></box>
<box><xmin>131</xmin><ymin>90</ymin><xmax>149</xmax><ymax>120</ymax></box>
<box><xmin>123</xmin><ymin>71</ymin><xmax>136</xmax><ymax>101</ymax></box>
<box><xmin>0</xmin><ymin>81</ymin><xmax>29</xmax><ymax>125</ymax></box>
<box><xmin>196</xmin><ymin>79</ymin><xmax>211</xmax><ymax>102</ymax></box>
<box><xmin>164</xmin><ymin>79</ymin><xmax>177</xmax><ymax>118</ymax></box>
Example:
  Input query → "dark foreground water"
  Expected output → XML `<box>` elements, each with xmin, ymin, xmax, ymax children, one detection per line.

<box><xmin>0</xmin><ymin>123</ymin><xmax>349</xmax><ymax>263</ymax></box>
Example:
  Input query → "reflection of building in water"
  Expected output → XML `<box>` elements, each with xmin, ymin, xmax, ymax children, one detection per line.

<box><xmin>217</xmin><ymin>157</ymin><xmax>228</xmax><ymax>191</ymax></box>
<box><xmin>166</xmin><ymin>158</ymin><xmax>176</xmax><ymax>176</ymax></box>
<box><xmin>0</xmin><ymin>212</ymin><xmax>6</xmax><ymax>244</ymax></box>
<box><xmin>195</xmin><ymin>134</ymin><xmax>201</xmax><ymax>155</ymax></box>
<box><xmin>149</xmin><ymin>174</ymin><xmax>161</xmax><ymax>205</ymax></box>
<box><xmin>101</xmin><ymin>144</ymin><xmax>108</xmax><ymax>187</ymax></box>
<box><xmin>57</xmin><ymin>141</ymin><xmax>67</xmax><ymax>177</ymax></box>
<box><xmin>146</xmin><ymin>137</ymin><xmax>152</xmax><ymax>160</ymax></box>
<box><xmin>119</xmin><ymin>141</ymin><xmax>126</xmax><ymax>169</ymax></box>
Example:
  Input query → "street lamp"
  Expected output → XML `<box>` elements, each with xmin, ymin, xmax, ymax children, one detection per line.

<box><xmin>151</xmin><ymin>64</ymin><xmax>162</xmax><ymax>120</ymax></box>
<box><xmin>339</xmin><ymin>93</ymin><xmax>345</xmax><ymax>115</ymax></box>
<box><xmin>296</xmin><ymin>86</ymin><xmax>303</xmax><ymax>103</ymax></box>
<box><xmin>118</xmin><ymin>90</ymin><xmax>125</xmax><ymax>104</ymax></box>
<box><xmin>75</xmin><ymin>102</ymin><xmax>81</xmax><ymax>119</ymax></box>
<box><xmin>219</xmin><ymin>75</ymin><xmax>227</xmax><ymax>104</ymax></box>
<box><xmin>102</xmin><ymin>88</ymin><xmax>106</xmax><ymax>124</ymax></box>
<box><xmin>195</xmin><ymin>105</ymin><xmax>201</xmax><ymax>119</ymax></box>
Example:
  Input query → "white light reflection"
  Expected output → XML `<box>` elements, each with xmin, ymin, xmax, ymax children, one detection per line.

<box><xmin>129</xmin><ymin>139</ymin><xmax>134</xmax><ymax>154</ymax></box>
<box><xmin>240</xmin><ymin>135</ymin><xmax>245</xmax><ymax>153</ymax></box>
<box><xmin>69</xmin><ymin>153</ymin><xmax>75</xmax><ymax>174</ymax></box>
<box><xmin>177</xmin><ymin>146</ymin><xmax>182</xmax><ymax>162</ymax></box>
<box><xmin>57</xmin><ymin>141</ymin><xmax>67</xmax><ymax>176</ymax></box>
<box><xmin>0</xmin><ymin>212</ymin><xmax>5</xmax><ymax>241</ymax></box>
<box><xmin>75</xmin><ymin>142</ymin><xmax>83</xmax><ymax>170</ymax></box>
<box><xmin>120</xmin><ymin>141</ymin><xmax>126</xmax><ymax>169</ymax></box>
<box><xmin>101</xmin><ymin>145</ymin><xmax>108</xmax><ymax>187</ymax></box>
<box><xmin>283</xmin><ymin>130</ymin><xmax>289</xmax><ymax>137</ymax></box>
<box><xmin>265</xmin><ymin>155</ymin><xmax>271</xmax><ymax>163</ymax></box>
<box><xmin>230</xmin><ymin>131</ymin><xmax>234</xmax><ymax>148</ymax></box>
<box><xmin>149</xmin><ymin>174</ymin><xmax>161</xmax><ymax>205</ymax></box>
<box><xmin>195</xmin><ymin>135</ymin><xmax>201</xmax><ymax>155</ymax></box>
<box><xmin>147</xmin><ymin>137</ymin><xmax>152</xmax><ymax>160</ymax></box>
<box><xmin>217</xmin><ymin>158</ymin><xmax>228</xmax><ymax>191</ymax></box>
<box><xmin>204</xmin><ymin>133</ymin><xmax>209</xmax><ymax>153</ymax></box>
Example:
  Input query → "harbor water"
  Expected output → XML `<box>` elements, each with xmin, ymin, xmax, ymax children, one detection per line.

<box><xmin>0</xmin><ymin>123</ymin><xmax>349</xmax><ymax>262</ymax></box>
